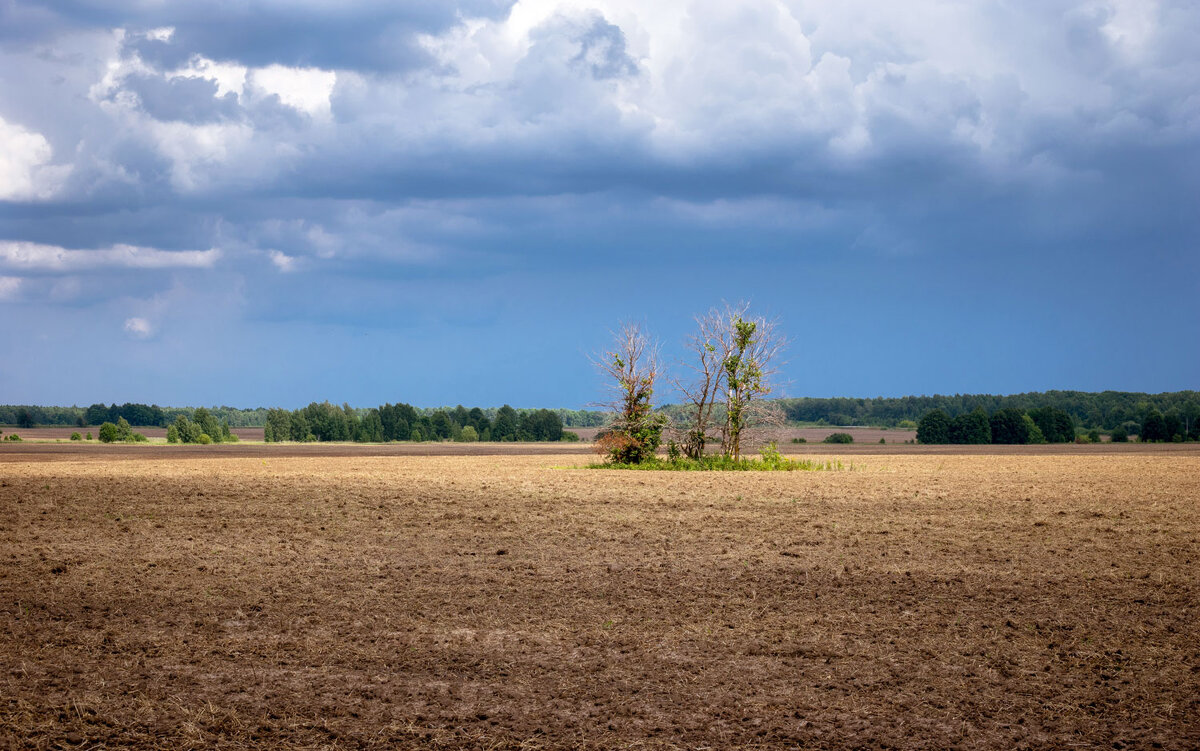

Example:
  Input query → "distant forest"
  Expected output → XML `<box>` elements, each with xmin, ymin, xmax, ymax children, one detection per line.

<box><xmin>2</xmin><ymin>390</ymin><xmax>1197</xmax><ymax>434</ymax></box>
<box><xmin>777</xmin><ymin>390</ymin><xmax>1200</xmax><ymax>431</ymax></box>
<box><xmin>262</xmin><ymin>402</ymin><xmax>575</xmax><ymax>443</ymax></box>
<box><xmin>0</xmin><ymin>403</ymin><xmax>607</xmax><ymax>431</ymax></box>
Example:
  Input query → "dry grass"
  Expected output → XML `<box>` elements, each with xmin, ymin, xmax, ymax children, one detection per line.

<box><xmin>1</xmin><ymin>449</ymin><xmax>1198</xmax><ymax>749</ymax></box>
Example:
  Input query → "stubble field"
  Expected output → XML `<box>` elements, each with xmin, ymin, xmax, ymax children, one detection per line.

<box><xmin>1</xmin><ymin>445</ymin><xmax>1198</xmax><ymax>749</ymax></box>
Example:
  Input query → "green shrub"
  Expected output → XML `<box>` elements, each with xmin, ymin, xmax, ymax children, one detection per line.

<box><xmin>86</xmin><ymin>432</ymin><xmax>92</xmax><ymax>440</ymax></box>
<box><xmin>460</xmin><ymin>425</ymin><xmax>479</xmax><ymax>443</ymax></box>
<box><xmin>1110</xmin><ymin>425</ymin><xmax>1128</xmax><ymax>442</ymax></box>
<box><xmin>3</xmin><ymin>433</ymin><xmax>21</xmax><ymax>442</ymax></box>
<box><xmin>197</xmin><ymin>433</ymin><xmax>213</xmax><ymax>445</ymax></box>
<box><xmin>879</xmin><ymin>437</ymin><xmax>886</xmax><ymax>444</ymax></box>
<box><xmin>98</xmin><ymin>422</ymin><xmax>119</xmax><ymax>443</ymax></box>
<box><xmin>167</xmin><ymin>425</ymin><xmax>179</xmax><ymax>443</ymax></box>
<box><xmin>791</xmin><ymin>437</ymin><xmax>807</xmax><ymax>443</ymax></box>
<box><xmin>897</xmin><ymin>420</ymin><xmax>918</xmax><ymax>430</ymax></box>
<box><xmin>1087</xmin><ymin>428</ymin><xmax>1101</xmax><ymax>443</ymax></box>
<box><xmin>70</xmin><ymin>432</ymin><xmax>82</xmax><ymax>441</ymax></box>
<box><xmin>824</xmin><ymin>432</ymin><xmax>853</xmax><ymax>444</ymax></box>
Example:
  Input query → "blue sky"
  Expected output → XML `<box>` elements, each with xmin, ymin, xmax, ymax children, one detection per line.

<box><xmin>1</xmin><ymin>0</ymin><xmax>1197</xmax><ymax>409</ymax></box>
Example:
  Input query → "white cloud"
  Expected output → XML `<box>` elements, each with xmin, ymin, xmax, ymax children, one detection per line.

<box><xmin>249</xmin><ymin>64</ymin><xmax>337</xmax><ymax>118</ymax></box>
<box><xmin>0</xmin><ymin>115</ymin><xmax>67</xmax><ymax>200</ymax></box>
<box><xmin>0</xmin><ymin>241</ymin><xmax>220</xmax><ymax>271</ymax></box>
<box><xmin>268</xmin><ymin>249</ymin><xmax>297</xmax><ymax>272</ymax></box>
<box><xmin>123</xmin><ymin>316</ymin><xmax>154</xmax><ymax>338</ymax></box>
<box><xmin>0</xmin><ymin>276</ymin><xmax>21</xmax><ymax>300</ymax></box>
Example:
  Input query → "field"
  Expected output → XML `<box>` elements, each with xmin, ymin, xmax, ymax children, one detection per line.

<box><xmin>2</xmin><ymin>444</ymin><xmax>1198</xmax><ymax>749</ymax></box>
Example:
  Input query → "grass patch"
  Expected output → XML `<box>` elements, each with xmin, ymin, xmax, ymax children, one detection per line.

<box><xmin>587</xmin><ymin>444</ymin><xmax>849</xmax><ymax>471</ymax></box>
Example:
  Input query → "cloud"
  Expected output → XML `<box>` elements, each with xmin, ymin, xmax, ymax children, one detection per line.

<box><xmin>0</xmin><ymin>276</ymin><xmax>21</xmax><ymax>300</ymax></box>
<box><xmin>267</xmin><ymin>249</ymin><xmax>297</xmax><ymax>272</ymax></box>
<box><xmin>0</xmin><ymin>241</ymin><xmax>220</xmax><ymax>271</ymax></box>
<box><xmin>123</xmin><ymin>316</ymin><xmax>154</xmax><ymax>339</ymax></box>
<box><xmin>0</xmin><ymin>115</ymin><xmax>68</xmax><ymax>200</ymax></box>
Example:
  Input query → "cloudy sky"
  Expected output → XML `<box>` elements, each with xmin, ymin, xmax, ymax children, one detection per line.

<box><xmin>1</xmin><ymin>0</ymin><xmax>1196</xmax><ymax>409</ymax></box>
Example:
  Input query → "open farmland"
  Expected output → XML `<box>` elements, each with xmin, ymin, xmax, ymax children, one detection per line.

<box><xmin>1</xmin><ymin>446</ymin><xmax>1198</xmax><ymax>749</ymax></box>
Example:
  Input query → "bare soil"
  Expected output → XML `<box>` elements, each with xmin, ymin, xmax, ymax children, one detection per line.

<box><xmin>1</xmin><ymin>446</ymin><xmax>1198</xmax><ymax>749</ymax></box>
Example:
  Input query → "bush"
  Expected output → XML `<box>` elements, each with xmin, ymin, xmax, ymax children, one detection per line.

<box><xmin>879</xmin><ymin>437</ymin><xmax>886</xmax><ymax>444</ymax></box>
<box><xmin>1110</xmin><ymin>425</ymin><xmax>1128</xmax><ymax>442</ymax></box>
<box><xmin>460</xmin><ymin>425</ymin><xmax>479</xmax><ymax>443</ymax></box>
<box><xmin>824</xmin><ymin>432</ymin><xmax>854</xmax><ymax>444</ymax></box>
<box><xmin>897</xmin><ymin>420</ymin><xmax>918</xmax><ymax>430</ymax></box>
<box><xmin>791</xmin><ymin>437</ymin><xmax>807</xmax><ymax>443</ymax></box>
<box><xmin>197</xmin><ymin>433</ymin><xmax>213</xmax><ymax>445</ymax></box>
<box><xmin>167</xmin><ymin>425</ymin><xmax>179</xmax><ymax>444</ymax></box>
<box><xmin>4</xmin><ymin>433</ymin><xmax>21</xmax><ymax>442</ymax></box>
<box><xmin>86</xmin><ymin>432</ymin><xmax>92</xmax><ymax>440</ymax></box>
<box><xmin>70</xmin><ymin>432</ymin><xmax>82</xmax><ymax>441</ymax></box>
<box><xmin>1087</xmin><ymin>428</ymin><xmax>1101</xmax><ymax>443</ymax></box>
<box><xmin>561</xmin><ymin>431</ymin><xmax>581</xmax><ymax>442</ymax></box>
<box><xmin>98</xmin><ymin>422</ymin><xmax>119</xmax><ymax>443</ymax></box>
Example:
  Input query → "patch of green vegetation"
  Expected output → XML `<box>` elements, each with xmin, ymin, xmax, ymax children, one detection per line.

<box><xmin>823</xmin><ymin>432</ymin><xmax>854</xmax><ymax>444</ymax></box>
<box><xmin>588</xmin><ymin>443</ymin><xmax>848</xmax><ymax>472</ymax></box>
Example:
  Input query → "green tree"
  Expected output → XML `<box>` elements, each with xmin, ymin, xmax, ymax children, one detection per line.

<box><xmin>1029</xmin><ymin>406</ymin><xmax>1074</xmax><ymax>443</ymax></box>
<box><xmin>167</xmin><ymin>425</ymin><xmax>180</xmax><ymax>443</ymax></box>
<box><xmin>460</xmin><ymin>425</ymin><xmax>479</xmax><ymax>442</ymax></box>
<box><xmin>718</xmin><ymin>305</ymin><xmax>784</xmax><ymax>461</ymax></box>
<box><xmin>990</xmin><ymin>408</ymin><xmax>1031</xmax><ymax>444</ymax></box>
<box><xmin>1141</xmin><ymin>410</ymin><xmax>1168</xmax><ymax>442</ymax></box>
<box><xmin>492</xmin><ymin>405</ymin><xmax>519</xmax><ymax>442</ymax></box>
<box><xmin>98</xmin><ymin>422</ymin><xmax>119</xmax><ymax>443</ymax></box>
<box><xmin>916</xmin><ymin>409</ymin><xmax>951</xmax><ymax>444</ymax></box>
<box><xmin>358</xmin><ymin>410</ymin><xmax>384</xmax><ymax>442</ymax></box>
<box><xmin>16</xmin><ymin>408</ymin><xmax>34</xmax><ymax>429</ymax></box>
<box><xmin>595</xmin><ymin>323</ymin><xmax>666</xmax><ymax>464</ymax></box>
<box><xmin>949</xmin><ymin>408</ymin><xmax>991</xmax><ymax>444</ymax></box>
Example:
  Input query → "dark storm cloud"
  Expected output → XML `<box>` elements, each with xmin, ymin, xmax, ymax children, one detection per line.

<box><xmin>2</xmin><ymin>0</ymin><xmax>518</xmax><ymax>70</ymax></box>
<box><xmin>119</xmin><ymin>73</ymin><xmax>241</xmax><ymax>123</ymax></box>
<box><xmin>0</xmin><ymin>0</ymin><xmax>1196</xmax><ymax>406</ymax></box>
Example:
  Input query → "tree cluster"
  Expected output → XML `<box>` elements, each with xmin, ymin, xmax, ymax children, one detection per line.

<box><xmin>596</xmin><ymin>302</ymin><xmax>786</xmax><ymax>465</ymax></box>
<box><xmin>916</xmin><ymin>406</ymin><xmax>1079</xmax><ymax>444</ymax></box>
<box><xmin>262</xmin><ymin>401</ymin><xmax>568</xmax><ymax>443</ymax></box>
<box><xmin>97</xmin><ymin>418</ymin><xmax>148</xmax><ymax>443</ymax></box>
<box><xmin>167</xmin><ymin>407</ymin><xmax>237</xmax><ymax>444</ymax></box>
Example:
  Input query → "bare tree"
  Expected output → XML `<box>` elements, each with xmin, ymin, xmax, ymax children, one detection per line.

<box><xmin>673</xmin><ymin>307</ymin><xmax>726</xmax><ymax>459</ymax></box>
<box><xmin>716</xmin><ymin>302</ymin><xmax>786</xmax><ymax>461</ymax></box>
<box><xmin>593</xmin><ymin>322</ymin><xmax>667</xmax><ymax>464</ymax></box>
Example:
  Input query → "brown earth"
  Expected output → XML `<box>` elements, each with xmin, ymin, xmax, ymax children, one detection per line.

<box><xmin>1</xmin><ymin>447</ymin><xmax>1198</xmax><ymax>749</ymax></box>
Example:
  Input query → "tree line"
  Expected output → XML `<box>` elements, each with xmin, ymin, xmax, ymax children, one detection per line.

<box><xmin>916</xmin><ymin>406</ymin><xmax>1078</xmax><ymax>444</ymax></box>
<box><xmin>780</xmin><ymin>390</ymin><xmax>1200</xmax><ymax>431</ymax></box>
<box><xmin>916</xmin><ymin>404</ymin><xmax>1199</xmax><ymax>444</ymax></box>
<box><xmin>0</xmin><ymin>403</ymin><xmax>605</xmax><ymax>429</ymax></box>
<box><xmin>262</xmin><ymin>402</ymin><xmax>572</xmax><ymax>443</ymax></box>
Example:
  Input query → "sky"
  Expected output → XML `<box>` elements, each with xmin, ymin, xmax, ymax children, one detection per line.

<box><xmin>0</xmin><ymin>0</ymin><xmax>1197</xmax><ymax>409</ymax></box>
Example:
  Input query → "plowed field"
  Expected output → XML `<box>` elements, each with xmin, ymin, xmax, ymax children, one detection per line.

<box><xmin>2</xmin><ymin>448</ymin><xmax>1198</xmax><ymax>749</ymax></box>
